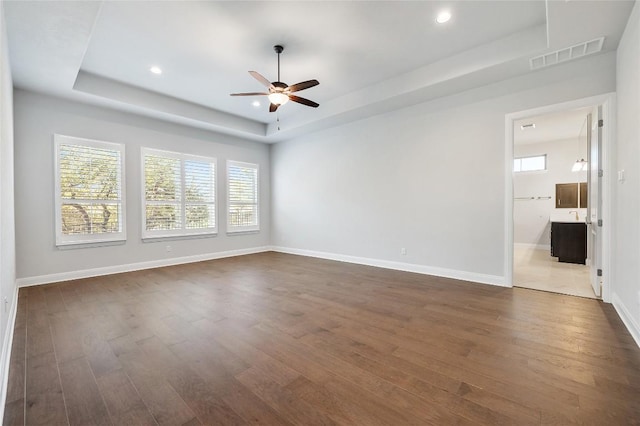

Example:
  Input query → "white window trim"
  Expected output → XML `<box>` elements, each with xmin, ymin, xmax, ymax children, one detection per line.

<box><xmin>141</xmin><ymin>147</ymin><xmax>217</xmax><ymax>239</ymax></box>
<box><xmin>227</xmin><ymin>160</ymin><xmax>260</xmax><ymax>234</ymax></box>
<box><xmin>54</xmin><ymin>134</ymin><xmax>127</xmax><ymax>246</ymax></box>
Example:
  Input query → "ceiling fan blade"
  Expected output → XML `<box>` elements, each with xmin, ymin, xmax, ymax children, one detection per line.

<box><xmin>249</xmin><ymin>71</ymin><xmax>274</xmax><ymax>89</ymax></box>
<box><xmin>287</xmin><ymin>79</ymin><xmax>319</xmax><ymax>93</ymax></box>
<box><xmin>269</xmin><ymin>103</ymin><xmax>280</xmax><ymax>113</ymax></box>
<box><xmin>289</xmin><ymin>95</ymin><xmax>319</xmax><ymax>108</ymax></box>
<box><xmin>230</xmin><ymin>92</ymin><xmax>268</xmax><ymax>96</ymax></box>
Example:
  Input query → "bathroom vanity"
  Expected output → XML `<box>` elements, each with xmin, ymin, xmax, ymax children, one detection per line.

<box><xmin>550</xmin><ymin>220</ymin><xmax>587</xmax><ymax>264</ymax></box>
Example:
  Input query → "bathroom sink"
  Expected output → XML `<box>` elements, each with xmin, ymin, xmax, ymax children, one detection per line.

<box><xmin>549</xmin><ymin>212</ymin><xmax>584</xmax><ymax>223</ymax></box>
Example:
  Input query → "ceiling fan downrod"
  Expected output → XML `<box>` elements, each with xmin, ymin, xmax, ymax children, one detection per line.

<box><xmin>274</xmin><ymin>45</ymin><xmax>284</xmax><ymax>82</ymax></box>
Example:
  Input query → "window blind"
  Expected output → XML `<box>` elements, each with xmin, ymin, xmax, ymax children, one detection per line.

<box><xmin>54</xmin><ymin>135</ymin><xmax>126</xmax><ymax>246</ymax></box>
<box><xmin>227</xmin><ymin>160</ymin><xmax>259</xmax><ymax>232</ymax></box>
<box><xmin>142</xmin><ymin>148</ymin><xmax>216</xmax><ymax>238</ymax></box>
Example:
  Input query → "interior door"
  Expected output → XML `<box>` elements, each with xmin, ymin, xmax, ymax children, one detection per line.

<box><xmin>587</xmin><ymin>108</ymin><xmax>603</xmax><ymax>297</ymax></box>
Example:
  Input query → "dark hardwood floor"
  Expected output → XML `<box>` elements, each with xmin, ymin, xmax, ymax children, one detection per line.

<box><xmin>3</xmin><ymin>252</ymin><xmax>640</xmax><ymax>425</ymax></box>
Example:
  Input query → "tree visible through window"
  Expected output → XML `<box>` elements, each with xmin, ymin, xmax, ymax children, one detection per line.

<box><xmin>227</xmin><ymin>161</ymin><xmax>259</xmax><ymax>232</ymax></box>
<box><xmin>54</xmin><ymin>135</ymin><xmax>125</xmax><ymax>246</ymax></box>
<box><xmin>142</xmin><ymin>148</ymin><xmax>216</xmax><ymax>238</ymax></box>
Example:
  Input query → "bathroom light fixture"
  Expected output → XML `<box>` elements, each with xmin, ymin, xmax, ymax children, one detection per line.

<box><xmin>149</xmin><ymin>66</ymin><xmax>162</xmax><ymax>75</ymax></box>
<box><xmin>436</xmin><ymin>10</ymin><xmax>452</xmax><ymax>23</ymax></box>
<box><xmin>572</xmin><ymin>159</ymin><xmax>587</xmax><ymax>172</ymax></box>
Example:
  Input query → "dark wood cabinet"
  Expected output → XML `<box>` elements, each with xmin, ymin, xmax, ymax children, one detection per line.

<box><xmin>556</xmin><ymin>183</ymin><xmax>578</xmax><ymax>208</ymax></box>
<box><xmin>551</xmin><ymin>222</ymin><xmax>587</xmax><ymax>264</ymax></box>
<box><xmin>555</xmin><ymin>182</ymin><xmax>588</xmax><ymax>208</ymax></box>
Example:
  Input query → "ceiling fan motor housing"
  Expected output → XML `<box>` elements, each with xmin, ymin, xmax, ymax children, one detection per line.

<box><xmin>272</xmin><ymin>81</ymin><xmax>288</xmax><ymax>92</ymax></box>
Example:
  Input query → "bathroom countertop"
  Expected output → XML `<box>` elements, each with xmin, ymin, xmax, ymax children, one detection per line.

<box><xmin>549</xmin><ymin>212</ymin><xmax>585</xmax><ymax>223</ymax></box>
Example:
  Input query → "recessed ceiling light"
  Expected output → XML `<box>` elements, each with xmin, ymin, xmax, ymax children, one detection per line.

<box><xmin>436</xmin><ymin>10</ymin><xmax>451</xmax><ymax>24</ymax></box>
<box><xmin>252</xmin><ymin>101</ymin><xmax>261</xmax><ymax>107</ymax></box>
<box><xmin>149</xmin><ymin>66</ymin><xmax>162</xmax><ymax>75</ymax></box>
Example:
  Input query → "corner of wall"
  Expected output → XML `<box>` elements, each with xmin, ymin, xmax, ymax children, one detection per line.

<box><xmin>0</xmin><ymin>2</ymin><xmax>18</xmax><ymax>422</ymax></box>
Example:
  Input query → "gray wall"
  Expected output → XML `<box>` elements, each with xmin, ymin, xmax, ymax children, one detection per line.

<box><xmin>614</xmin><ymin>1</ymin><xmax>640</xmax><ymax>344</ymax></box>
<box><xmin>271</xmin><ymin>51</ymin><xmax>616</xmax><ymax>284</ymax></box>
<box><xmin>13</xmin><ymin>90</ymin><xmax>270</xmax><ymax>281</ymax></box>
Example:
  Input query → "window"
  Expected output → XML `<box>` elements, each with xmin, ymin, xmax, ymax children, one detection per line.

<box><xmin>54</xmin><ymin>134</ymin><xmax>126</xmax><ymax>246</ymax></box>
<box><xmin>514</xmin><ymin>154</ymin><xmax>546</xmax><ymax>172</ymax></box>
<box><xmin>142</xmin><ymin>148</ymin><xmax>216</xmax><ymax>238</ymax></box>
<box><xmin>227</xmin><ymin>160</ymin><xmax>259</xmax><ymax>233</ymax></box>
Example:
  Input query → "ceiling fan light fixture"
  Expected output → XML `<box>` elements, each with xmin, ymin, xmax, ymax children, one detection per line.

<box><xmin>268</xmin><ymin>92</ymin><xmax>289</xmax><ymax>105</ymax></box>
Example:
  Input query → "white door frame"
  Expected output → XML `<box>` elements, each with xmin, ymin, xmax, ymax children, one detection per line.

<box><xmin>504</xmin><ymin>93</ymin><xmax>616</xmax><ymax>302</ymax></box>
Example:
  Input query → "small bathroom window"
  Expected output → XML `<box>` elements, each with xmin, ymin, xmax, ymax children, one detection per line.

<box><xmin>514</xmin><ymin>154</ymin><xmax>546</xmax><ymax>172</ymax></box>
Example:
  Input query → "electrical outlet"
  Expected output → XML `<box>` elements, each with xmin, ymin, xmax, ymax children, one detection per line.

<box><xmin>401</xmin><ymin>248</ymin><xmax>407</xmax><ymax>255</ymax></box>
<box><xmin>166</xmin><ymin>245</ymin><xmax>172</xmax><ymax>252</ymax></box>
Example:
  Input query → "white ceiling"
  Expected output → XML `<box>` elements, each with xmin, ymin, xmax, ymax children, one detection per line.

<box><xmin>514</xmin><ymin>107</ymin><xmax>592</xmax><ymax>145</ymax></box>
<box><xmin>3</xmin><ymin>1</ymin><xmax>635</xmax><ymax>143</ymax></box>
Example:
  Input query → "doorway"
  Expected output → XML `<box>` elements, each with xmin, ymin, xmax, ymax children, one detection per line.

<box><xmin>504</xmin><ymin>94</ymin><xmax>614</xmax><ymax>302</ymax></box>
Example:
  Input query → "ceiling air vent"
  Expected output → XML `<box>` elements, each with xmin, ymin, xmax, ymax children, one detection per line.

<box><xmin>530</xmin><ymin>37</ymin><xmax>604</xmax><ymax>70</ymax></box>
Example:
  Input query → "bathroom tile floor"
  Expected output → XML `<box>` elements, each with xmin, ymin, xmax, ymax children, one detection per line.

<box><xmin>513</xmin><ymin>245</ymin><xmax>596</xmax><ymax>299</ymax></box>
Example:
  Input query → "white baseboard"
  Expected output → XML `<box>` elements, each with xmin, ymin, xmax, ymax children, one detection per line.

<box><xmin>0</xmin><ymin>284</ymin><xmax>19</xmax><ymax>425</ymax></box>
<box><xmin>16</xmin><ymin>246</ymin><xmax>271</xmax><ymax>287</ymax></box>
<box><xmin>514</xmin><ymin>243</ymin><xmax>551</xmax><ymax>251</ymax></box>
<box><xmin>612</xmin><ymin>292</ymin><xmax>640</xmax><ymax>348</ymax></box>
<box><xmin>271</xmin><ymin>246</ymin><xmax>508</xmax><ymax>287</ymax></box>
